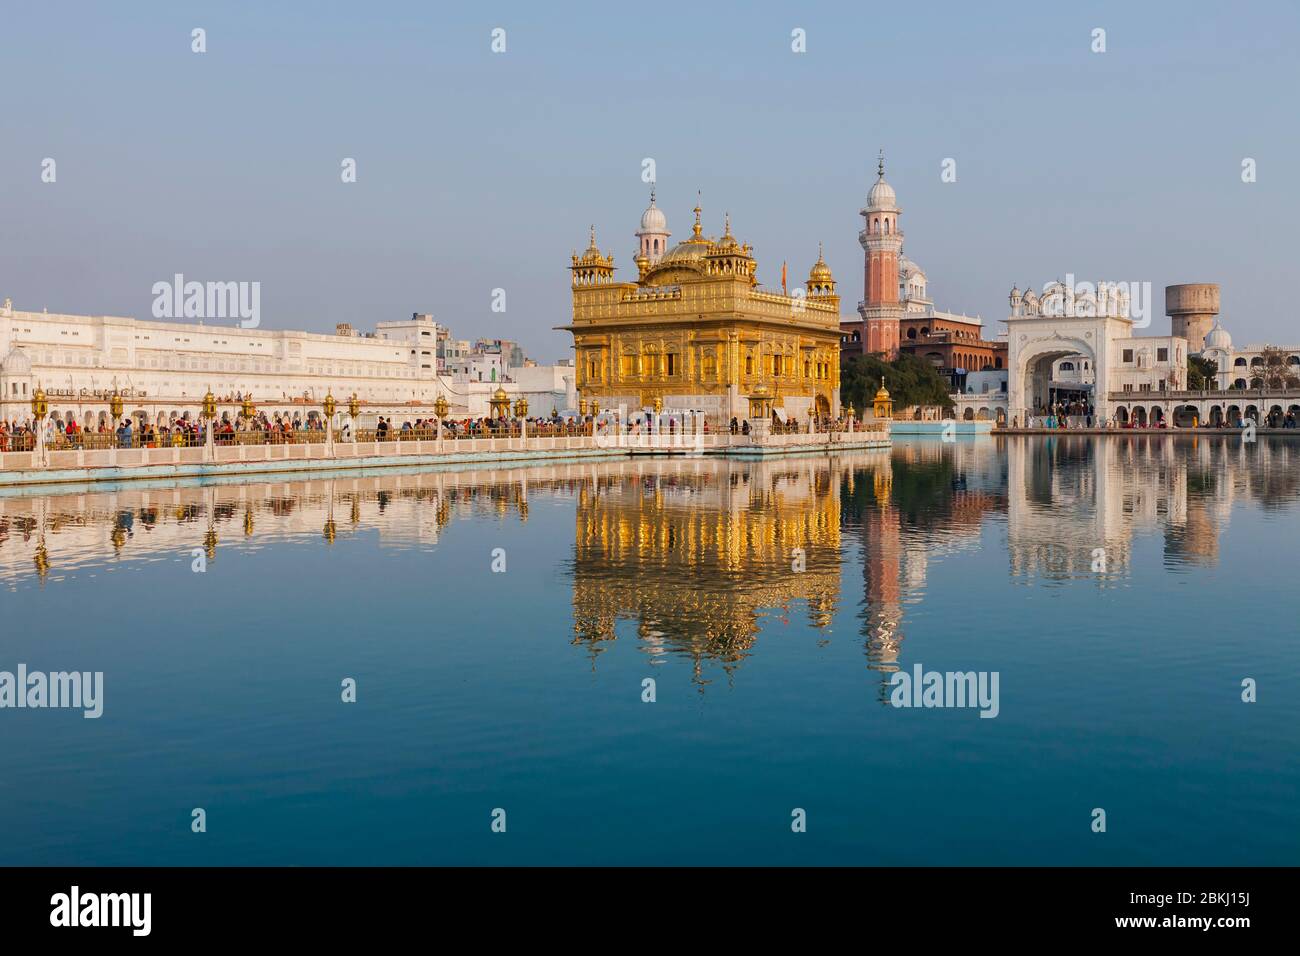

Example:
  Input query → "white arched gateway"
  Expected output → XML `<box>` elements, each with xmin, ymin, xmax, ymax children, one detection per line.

<box><xmin>1006</xmin><ymin>281</ymin><xmax>1154</xmax><ymax>427</ymax></box>
<box><xmin>1011</xmin><ymin>333</ymin><xmax>1099</xmax><ymax>425</ymax></box>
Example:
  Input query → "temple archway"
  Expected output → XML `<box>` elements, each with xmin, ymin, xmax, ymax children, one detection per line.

<box><xmin>1009</xmin><ymin>335</ymin><xmax>1098</xmax><ymax>426</ymax></box>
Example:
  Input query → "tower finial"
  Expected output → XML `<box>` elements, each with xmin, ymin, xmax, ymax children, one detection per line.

<box><xmin>590</xmin><ymin>224</ymin><xmax>596</xmax><ymax>248</ymax></box>
<box><xmin>724</xmin><ymin>211</ymin><xmax>731</xmax><ymax>235</ymax></box>
<box><xmin>649</xmin><ymin>184</ymin><xmax>656</xmax><ymax>205</ymax></box>
<box><xmin>692</xmin><ymin>190</ymin><xmax>702</xmax><ymax>239</ymax></box>
<box><xmin>878</xmin><ymin>148</ymin><xmax>885</xmax><ymax>179</ymax></box>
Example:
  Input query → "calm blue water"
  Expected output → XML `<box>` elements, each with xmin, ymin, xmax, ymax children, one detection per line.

<box><xmin>1</xmin><ymin>435</ymin><xmax>1297</xmax><ymax>865</ymax></box>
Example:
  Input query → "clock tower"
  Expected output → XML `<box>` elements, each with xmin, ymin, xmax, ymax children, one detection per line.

<box><xmin>858</xmin><ymin>153</ymin><xmax>904</xmax><ymax>359</ymax></box>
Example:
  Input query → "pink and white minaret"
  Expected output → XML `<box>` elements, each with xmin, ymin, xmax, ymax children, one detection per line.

<box><xmin>858</xmin><ymin>152</ymin><xmax>904</xmax><ymax>358</ymax></box>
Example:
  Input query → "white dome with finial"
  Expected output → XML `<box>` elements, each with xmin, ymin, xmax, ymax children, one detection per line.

<box><xmin>1203</xmin><ymin>319</ymin><xmax>1232</xmax><ymax>351</ymax></box>
<box><xmin>867</xmin><ymin>176</ymin><xmax>896</xmax><ymax>209</ymax></box>
<box><xmin>866</xmin><ymin>151</ymin><xmax>897</xmax><ymax>209</ymax></box>
<box><xmin>637</xmin><ymin>188</ymin><xmax>668</xmax><ymax>235</ymax></box>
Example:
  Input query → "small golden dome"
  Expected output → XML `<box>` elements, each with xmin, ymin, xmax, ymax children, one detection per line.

<box><xmin>715</xmin><ymin>212</ymin><xmax>739</xmax><ymax>250</ymax></box>
<box><xmin>809</xmin><ymin>243</ymin><xmax>834</xmax><ymax>282</ymax></box>
<box><xmin>492</xmin><ymin>386</ymin><xmax>509</xmax><ymax>401</ymax></box>
<box><xmin>874</xmin><ymin>385</ymin><xmax>891</xmax><ymax>400</ymax></box>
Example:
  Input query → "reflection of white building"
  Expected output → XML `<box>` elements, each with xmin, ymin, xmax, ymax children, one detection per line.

<box><xmin>1003</xmin><ymin>434</ymin><xmax>1247</xmax><ymax>578</ymax></box>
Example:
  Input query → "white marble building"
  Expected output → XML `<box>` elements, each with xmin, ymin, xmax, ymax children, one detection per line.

<box><xmin>1199</xmin><ymin>321</ymin><xmax>1300</xmax><ymax>390</ymax></box>
<box><xmin>0</xmin><ymin>298</ymin><xmax>573</xmax><ymax>425</ymax></box>
<box><xmin>1005</xmin><ymin>281</ymin><xmax>1186</xmax><ymax>425</ymax></box>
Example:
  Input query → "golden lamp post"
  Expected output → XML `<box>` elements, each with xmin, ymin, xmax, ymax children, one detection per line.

<box><xmin>31</xmin><ymin>386</ymin><xmax>48</xmax><ymax>463</ymax></box>
<box><xmin>433</xmin><ymin>394</ymin><xmax>448</xmax><ymax>450</ymax></box>
<box><xmin>242</xmin><ymin>394</ymin><xmax>256</xmax><ymax>420</ymax></box>
<box><xmin>323</xmin><ymin>392</ymin><xmax>337</xmax><ymax>452</ymax></box>
<box><xmin>110</xmin><ymin>390</ymin><xmax>124</xmax><ymax>421</ymax></box>
<box><xmin>348</xmin><ymin>394</ymin><xmax>360</xmax><ymax>441</ymax></box>
<box><xmin>513</xmin><ymin>397</ymin><xmax>528</xmax><ymax>418</ymax></box>
<box><xmin>201</xmin><ymin>390</ymin><xmax>217</xmax><ymax>457</ymax></box>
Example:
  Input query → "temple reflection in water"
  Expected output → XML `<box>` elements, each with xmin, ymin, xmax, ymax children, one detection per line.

<box><xmin>569</xmin><ymin>457</ymin><xmax>850</xmax><ymax>686</ymax></box>
<box><xmin>4</xmin><ymin>435</ymin><xmax>1298</xmax><ymax>688</ymax></box>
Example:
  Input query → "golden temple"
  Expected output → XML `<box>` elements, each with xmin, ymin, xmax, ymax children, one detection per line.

<box><xmin>560</xmin><ymin>196</ymin><xmax>843</xmax><ymax>426</ymax></box>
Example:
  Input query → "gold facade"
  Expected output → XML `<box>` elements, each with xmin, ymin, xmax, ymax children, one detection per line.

<box><xmin>560</xmin><ymin>210</ymin><xmax>843</xmax><ymax>424</ymax></box>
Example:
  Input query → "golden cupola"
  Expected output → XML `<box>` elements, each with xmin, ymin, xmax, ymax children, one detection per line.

<box><xmin>803</xmin><ymin>243</ymin><xmax>839</xmax><ymax>312</ymax></box>
<box><xmin>806</xmin><ymin>243</ymin><xmax>836</xmax><ymax>299</ymax></box>
<box><xmin>571</xmin><ymin>225</ymin><xmax>615</xmax><ymax>286</ymax></box>
<box><xmin>704</xmin><ymin>212</ymin><xmax>756</xmax><ymax>284</ymax></box>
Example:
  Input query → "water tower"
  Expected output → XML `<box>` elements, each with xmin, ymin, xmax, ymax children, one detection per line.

<box><xmin>1165</xmin><ymin>284</ymin><xmax>1219</xmax><ymax>353</ymax></box>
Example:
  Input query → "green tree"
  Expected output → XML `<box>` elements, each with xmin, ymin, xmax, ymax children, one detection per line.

<box><xmin>1187</xmin><ymin>354</ymin><xmax>1217</xmax><ymax>390</ymax></box>
<box><xmin>1258</xmin><ymin>347</ymin><xmax>1300</xmax><ymax>389</ymax></box>
<box><xmin>841</xmin><ymin>353</ymin><xmax>955</xmax><ymax>414</ymax></box>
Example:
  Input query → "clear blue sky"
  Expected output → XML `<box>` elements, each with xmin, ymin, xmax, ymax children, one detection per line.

<box><xmin>2</xmin><ymin>1</ymin><xmax>1297</xmax><ymax>360</ymax></box>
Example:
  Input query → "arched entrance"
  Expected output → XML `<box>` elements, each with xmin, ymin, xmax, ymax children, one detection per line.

<box><xmin>1009</xmin><ymin>336</ymin><xmax>1099</xmax><ymax>427</ymax></box>
<box><xmin>1173</xmin><ymin>404</ymin><xmax>1199</xmax><ymax>428</ymax></box>
<box><xmin>1132</xmin><ymin>406</ymin><xmax>1147</xmax><ymax>426</ymax></box>
<box><xmin>815</xmin><ymin>394</ymin><xmax>830</xmax><ymax>418</ymax></box>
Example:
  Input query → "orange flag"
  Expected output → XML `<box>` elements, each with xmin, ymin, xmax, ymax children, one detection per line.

<box><xmin>781</xmin><ymin>260</ymin><xmax>787</xmax><ymax>294</ymax></box>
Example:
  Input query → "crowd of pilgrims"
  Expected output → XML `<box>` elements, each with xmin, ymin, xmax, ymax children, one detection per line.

<box><xmin>1</xmin><ymin>405</ymin><xmax>857</xmax><ymax>452</ymax></box>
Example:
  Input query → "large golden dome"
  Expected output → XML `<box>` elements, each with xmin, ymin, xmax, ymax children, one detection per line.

<box><xmin>654</xmin><ymin>239</ymin><xmax>712</xmax><ymax>270</ymax></box>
